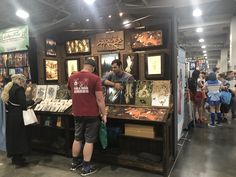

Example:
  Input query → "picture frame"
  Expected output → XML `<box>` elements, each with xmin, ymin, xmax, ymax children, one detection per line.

<box><xmin>35</xmin><ymin>85</ymin><xmax>47</xmax><ymax>100</ymax></box>
<box><xmin>100</xmin><ymin>53</ymin><xmax>119</xmax><ymax>76</ymax></box>
<box><xmin>45</xmin><ymin>38</ymin><xmax>57</xmax><ymax>57</ymax></box>
<box><xmin>65</xmin><ymin>39</ymin><xmax>90</xmax><ymax>55</ymax></box>
<box><xmin>44</xmin><ymin>59</ymin><xmax>58</xmax><ymax>81</ymax></box>
<box><xmin>45</xmin><ymin>85</ymin><xmax>58</xmax><ymax>99</ymax></box>
<box><xmin>131</xmin><ymin>30</ymin><xmax>163</xmax><ymax>50</ymax></box>
<box><xmin>84</xmin><ymin>56</ymin><xmax>99</xmax><ymax>76</ymax></box>
<box><xmin>123</xmin><ymin>53</ymin><xmax>139</xmax><ymax>80</ymax></box>
<box><xmin>66</xmin><ymin>59</ymin><xmax>79</xmax><ymax>78</ymax></box>
<box><xmin>145</xmin><ymin>53</ymin><xmax>164</xmax><ymax>79</ymax></box>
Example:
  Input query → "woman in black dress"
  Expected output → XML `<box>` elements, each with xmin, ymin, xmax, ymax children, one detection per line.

<box><xmin>1</xmin><ymin>74</ymin><xmax>34</xmax><ymax>166</ymax></box>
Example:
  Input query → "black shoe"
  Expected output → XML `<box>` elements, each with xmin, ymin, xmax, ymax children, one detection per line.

<box><xmin>80</xmin><ymin>166</ymin><xmax>97</xmax><ymax>176</ymax></box>
<box><xmin>222</xmin><ymin>118</ymin><xmax>228</xmax><ymax>123</ymax></box>
<box><xmin>70</xmin><ymin>160</ymin><xmax>83</xmax><ymax>171</ymax></box>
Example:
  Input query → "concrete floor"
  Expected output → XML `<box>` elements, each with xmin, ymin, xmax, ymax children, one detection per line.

<box><xmin>0</xmin><ymin>119</ymin><xmax>236</xmax><ymax>177</ymax></box>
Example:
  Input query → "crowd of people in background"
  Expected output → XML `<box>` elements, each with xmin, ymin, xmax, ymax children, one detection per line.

<box><xmin>188</xmin><ymin>67</ymin><xmax>236</xmax><ymax>127</ymax></box>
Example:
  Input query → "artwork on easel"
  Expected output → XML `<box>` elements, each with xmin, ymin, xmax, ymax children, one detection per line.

<box><xmin>135</xmin><ymin>80</ymin><xmax>153</xmax><ymax>106</ymax></box>
<box><xmin>122</xmin><ymin>81</ymin><xmax>136</xmax><ymax>105</ymax></box>
<box><xmin>151</xmin><ymin>80</ymin><xmax>171</xmax><ymax>107</ymax></box>
<box><xmin>123</xmin><ymin>53</ymin><xmax>139</xmax><ymax>80</ymax></box>
<box><xmin>35</xmin><ymin>85</ymin><xmax>47</xmax><ymax>100</ymax></box>
<box><xmin>56</xmin><ymin>84</ymin><xmax>70</xmax><ymax>99</ymax></box>
<box><xmin>45</xmin><ymin>85</ymin><xmax>58</xmax><ymax>99</ymax></box>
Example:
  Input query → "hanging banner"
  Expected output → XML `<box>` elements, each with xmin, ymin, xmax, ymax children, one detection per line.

<box><xmin>177</xmin><ymin>47</ymin><xmax>186</xmax><ymax>141</ymax></box>
<box><xmin>0</xmin><ymin>25</ymin><xmax>29</xmax><ymax>53</ymax></box>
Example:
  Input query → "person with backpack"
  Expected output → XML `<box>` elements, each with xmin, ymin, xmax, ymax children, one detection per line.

<box><xmin>204</xmin><ymin>72</ymin><xmax>223</xmax><ymax>127</ymax></box>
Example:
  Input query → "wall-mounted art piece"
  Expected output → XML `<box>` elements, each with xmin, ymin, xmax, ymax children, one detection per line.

<box><xmin>122</xmin><ymin>81</ymin><xmax>137</xmax><ymax>105</ymax></box>
<box><xmin>65</xmin><ymin>39</ymin><xmax>90</xmax><ymax>55</ymax></box>
<box><xmin>56</xmin><ymin>84</ymin><xmax>70</xmax><ymax>99</ymax></box>
<box><xmin>131</xmin><ymin>30</ymin><xmax>163</xmax><ymax>50</ymax></box>
<box><xmin>66</xmin><ymin>59</ymin><xmax>79</xmax><ymax>78</ymax></box>
<box><xmin>151</xmin><ymin>80</ymin><xmax>171</xmax><ymax>107</ymax></box>
<box><xmin>85</xmin><ymin>56</ymin><xmax>99</xmax><ymax>76</ymax></box>
<box><xmin>15</xmin><ymin>67</ymin><xmax>23</xmax><ymax>74</ymax></box>
<box><xmin>7</xmin><ymin>53</ymin><xmax>15</xmax><ymax>67</ymax></box>
<box><xmin>145</xmin><ymin>53</ymin><xmax>164</xmax><ymax>79</ymax></box>
<box><xmin>8</xmin><ymin>68</ymin><xmax>15</xmax><ymax>75</ymax></box>
<box><xmin>35</xmin><ymin>85</ymin><xmax>47</xmax><ymax>100</ymax></box>
<box><xmin>123</xmin><ymin>53</ymin><xmax>139</xmax><ymax>80</ymax></box>
<box><xmin>96</xmin><ymin>31</ymin><xmax>124</xmax><ymax>51</ymax></box>
<box><xmin>45</xmin><ymin>85</ymin><xmax>58</xmax><ymax>99</ymax></box>
<box><xmin>189</xmin><ymin>61</ymin><xmax>196</xmax><ymax>70</ymax></box>
<box><xmin>106</xmin><ymin>87</ymin><xmax>123</xmax><ymax>104</ymax></box>
<box><xmin>44</xmin><ymin>59</ymin><xmax>58</xmax><ymax>81</ymax></box>
<box><xmin>45</xmin><ymin>38</ymin><xmax>57</xmax><ymax>57</ymax></box>
<box><xmin>135</xmin><ymin>80</ymin><xmax>153</xmax><ymax>106</ymax></box>
<box><xmin>101</xmin><ymin>53</ymin><xmax>119</xmax><ymax>76</ymax></box>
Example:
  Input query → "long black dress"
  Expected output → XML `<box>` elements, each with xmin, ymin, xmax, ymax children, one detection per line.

<box><xmin>6</xmin><ymin>83</ymin><xmax>34</xmax><ymax>157</ymax></box>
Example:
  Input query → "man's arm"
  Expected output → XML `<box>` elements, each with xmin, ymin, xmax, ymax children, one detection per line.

<box><xmin>95</xmin><ymin>91</ymin><xmax>107</xmax><ymax>123</ymax></box>
<box><xmin>102</xmin><ymin>72</ymin><xmax>123</xmax><ymax>90</ymax></box>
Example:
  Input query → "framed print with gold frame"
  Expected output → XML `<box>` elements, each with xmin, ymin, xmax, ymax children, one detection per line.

<box><xmin>145</xmin><ymin>53</ymin><xmax>164</xmax><ymax>79</ymax></box>
<box><xmin>44</xmin><ymin>59</ymin><xmax>58</xmax><ymax>81</ymax></box>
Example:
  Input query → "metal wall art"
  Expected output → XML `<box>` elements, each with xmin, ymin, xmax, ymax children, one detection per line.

<box><xmin>45</xmin><ymin>38</ymin><xmax>57</xmax><ymax>57</ymax></box>
<box><xmin>44</xmin><ymin>59</ymin><xmax>58</xmax><ymax>81</ymax></box>
<box><xmin>135</xmin><ymin>80</ymin><xmax>153</xmax><ymax>106</ymax></box>
<box><xmin>96</xmin><ymin>31</ymin><xmax>124</xmax><ymax>51</ymax></box>
<box><xmin>123</xmin><ymin>53</ymin><xmax>139</xmax><ymax>80</ymax></box>
<box><xmin>65</xmin><ymin>39</ymin><xmax>90</xmax><ymax>55</ymax></box>
<box><xmin>131</xmin><ymin>30</ymin><xmax>163</xmax><ymax>50</ymax></box>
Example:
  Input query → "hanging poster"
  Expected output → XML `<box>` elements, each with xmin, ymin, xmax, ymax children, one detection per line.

<box><xmin>0</xmin><ymin>25</ymin><xmax>29</xmax><ymax>53</ymax></box>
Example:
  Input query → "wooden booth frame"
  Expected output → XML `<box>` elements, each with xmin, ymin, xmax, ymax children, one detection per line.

<box><xmin>44</xmin><ymin>59</ymin><xmax>58</xmax><ymax>81</ymax></box>
<box><xmin>145</xmin><ymin>53</ymin><xmax>164</xmax><ymax>79</ymax></box>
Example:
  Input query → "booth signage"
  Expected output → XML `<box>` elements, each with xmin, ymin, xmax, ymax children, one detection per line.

<box><xmin>0</xmin><ymin>25</ymin><xmax>29</xmax><ymax>53</ymax></box>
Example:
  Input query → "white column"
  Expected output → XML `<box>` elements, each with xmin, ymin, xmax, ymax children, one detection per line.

<box><xmin>230</xmin><ymin>16</ymin><xmax>236</xmax><ymax>70</ymax></box>
<box><xmin>220</xmin><ymin>48</ymin><xmax>228</xmax><ymax>72</ymax></box>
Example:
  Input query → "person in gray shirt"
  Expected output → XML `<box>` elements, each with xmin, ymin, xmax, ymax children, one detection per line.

<box><xmin>102</xmin><ymin>59</ymin><xmax>135</xmax><ymax>90</ymax></box>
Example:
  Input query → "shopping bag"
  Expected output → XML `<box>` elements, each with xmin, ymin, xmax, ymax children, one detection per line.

<box><xmin>99</xmin><ymin>121</ymin><xmax>108</xmax><ymax>149</ymax></box>
<box><xmin>23</xmin><ymin>109</ymin><xmax>38</xmax><ymax>126</ymax></box>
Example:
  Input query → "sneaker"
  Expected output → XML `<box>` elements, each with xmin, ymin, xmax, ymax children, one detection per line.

<box><xmin>208</xmin><ymin>123</ymin><xmax>216</xmax><ymax>127</ymax></box>
<box><xmin>70</xmin><ymin>160</ymin><xmax>83</xmax><ymax>171</ymax></box>
<box><xmin>216</xmin><ymin>123</ymin><xmax>223</xmax><ymax>127</ymax></box>
<box><xmin>80</xmin><ymin>166</ymin><xmax>97</xmax><ymax>176</ymax></box>
<box><xmin>222</xmin><ymin>118</ymin><xmax>228</xmax><ymax>123</ymax></box>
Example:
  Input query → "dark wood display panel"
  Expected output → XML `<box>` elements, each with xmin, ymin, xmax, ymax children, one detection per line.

<box><xmin>31</xmin><ymin>106</ymin><xmax>174</xmax><ymax>176</ymax></box>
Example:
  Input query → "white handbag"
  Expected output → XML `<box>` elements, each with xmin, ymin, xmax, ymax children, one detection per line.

<box><xmin>23</xmin><ymin>109</ymin><xmax>38</xmax><ymax>126</ymax></box>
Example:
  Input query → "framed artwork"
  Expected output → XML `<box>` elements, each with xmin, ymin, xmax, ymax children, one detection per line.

<box><xmin>7</xmin><ymin>53</ymin><xmax>15</xmax><ymax>67</ymax></box>
<box><xmin>85</xmin><ymin>56</ymin><xmax>99</xmax><ymax>76</ymax></box>
<box><xmin>135</xmin><ymin>80</ymin><xmax>153</xmax><ymax>106</ymax></box>
<box><xmin>65</xmin><ymin>39</ymin><xmax>90</xmax><ymax>55</ymax></box>
<box><xmin>106</xmin><ymin>87</ymin><xmax>123</xmax><ymax>104</ymax></box>
<box><xmin>56</xmin><ymin>84</ymin><xmax>70</xmax><ymax>99</ymax></box>
<box><xmin>15</xmin><ymin>67</ymin><xmax>24</xmax><ymax>74</ymax></box>
<box><xmin>45</xmin><ymin>38</ymin><xmax>57</xmax><ymax>57</ymax></box>
<box><xmin>123</xmin><ymin>53</ymin><xmax>139</xmax><ymax>80</ymax></box>
<box><xmin>96</xmin><ymin>31</ymin><xmax>124</xmax><ymax>51</ymax></box>
<box><xmin>8</xmin><ymin>68</ymin><xmax>15</xmax><ymax>75</ymax></box>
<box><xmin>122</xmin><ymin>81</ymin><xmax>136</xmax><ymax>105</ymax></box>
<box><xmin>44</xmin><ymin>59</ymin><xmax>58</xmax><ymax>81</ymax></box>
<box><xmin>189</xmin><ymin>61</ymin><xmax>196</xmax><ymax>70</ymax></box>
<box><xmin>101</xmin><ymin>53</ymin><xmax>119</xmax><ymax>76</ymax></box>
<box><xmin>131</xmin><ymin>30</ymin><xmax>163</xmax><ymax>50</ymax></box>
<box><xmin>35</xmin><ymin>85</ymin><xmax>47</xmax><ymax>100</ymax></box>
<box><xmin>145</xmin><ymin>53</ymin><xmax>164</xmax><ymax>79</ymax></box>
<box><xmin>66</xmin><ymin>59</ymin><xmax>79</xmax><ymax>78</ymax></box>
<box><xmin>45</xmin><ymin>85</ymin><xmax>58</xmax><ymax>99</ymax></box>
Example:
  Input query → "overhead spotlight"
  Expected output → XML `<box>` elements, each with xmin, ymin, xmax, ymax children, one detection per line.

<box><xmin>204</xmin><ymin>53</ymin><xmax>207</xmax><ymax>57</ymax></box>
<box><xmin>83</xmin><ymin>0</ymin><xmax>96</xmax><ymax>5</ymax></box>
<box><xmin>108</xmin><ymin>15</ymin><xmax>112</xmax><ymax>18</ymax></box>
<box><xmin>196</xmin><ymin>27</ymin><xmax>203</xmax><ymax>33</ymax></box>
<box><xmin>205</xmin><ymin>57</ymin><xmax>208</xmax><ymax>59</ymax></box>
<box><xmin>199</xmin><ymin>38</ymin><xmax>204</xmax><ymax>43</ymax></box>
<box><xmin>86</xmin><ymin>18</ymin><xmax>90</xmax><ymax>22</ymax></box>
<box><xmin>122</xmin><ymin>20</ymin><xmax>130</xmax><ymax>25</ymax></box>
<box><xmin>119</xmin><ymin>12</ymin><xmax>124</xmax><ymax>17</ymax></box>
<box><xmin>203</xmin><ymin>50</ymin><xmax>207</xmax><ymax>53</ymax></box>
<box><xmin>201</xmin><ymin>45</ymin><xmax>206</xmax><ymax>49</ymax></box>
<box><xmin>192</xmin><ymin>8</ymin><xmax>202</xmax><ymax>17</ymax></box>
<box><xmin>16</xmin><ymin>9</ymin><xmax>29</xmax><ymax>19</ymax></box>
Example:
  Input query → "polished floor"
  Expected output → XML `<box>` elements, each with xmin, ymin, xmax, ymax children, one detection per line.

<box><xmin>0</xmin><ymin>118</ymin><xmax>236</xmax><ymax>177</ymax></box>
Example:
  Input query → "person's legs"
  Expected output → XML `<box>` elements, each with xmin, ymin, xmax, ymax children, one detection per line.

<box><xmin>209</xmin><ymin>105</ymin><xmax>216</xmax><ymax>127</ymax></box>
<box><xmin>215</xmin><ymin>104</ymin><xmax>222</xmax><ymax>125</ymax></box>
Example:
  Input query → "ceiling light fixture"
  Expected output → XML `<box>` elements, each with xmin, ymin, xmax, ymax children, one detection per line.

<box><xmin>199</xmin><ymin>38</ymin><xmax>204</xmax><ymax>43</ymax></box>
<box><xmin>201</xmin><ymin>45</ymin><xmax>206</xmax><ymax>49</ymax></box>
<box><xmin>16</xmin><ymin>9</ymin><xmax>29</xmax><ymax>19</ymax></box>
<box><xmin>86</xmin><ymin>18</ymin><xmax>90</xmax><ymax>22</ymax></box>
<box><xmin>122</xmin><ymin>20</ymin><xmax>130</xmax><ymax>25</ymax></box>
<box><xmin>196</xmin><ymin>27</ymin><xmax>203</xmax><ymax>33</ymax></box>
<box><xmin>203</xmin><ymin>50</ymin><xmax>207</xmax><ymax>53</ymax></box>
<box><xmin>83</xmin><ymin>0</ymin><xmax>96</xmax><ymax>5</ymax></box>
<box><xmin>204</xmin><ymin>53</ymin><xmax>207</xmax><ymax>57</ymax></box>
<box><xmin>192</xmin><ymin>8</ymin><xmax>202</xmax><ymax>17</ymax></box>
<box><xmin>119</xmin><ymin>12</ymin><xmax>123</xmax><ymax>17</ymax></box>
<box><xmin>108</xmin><ymin>15</ymin><xmax>112</xmax><ymax>18</ymax></box>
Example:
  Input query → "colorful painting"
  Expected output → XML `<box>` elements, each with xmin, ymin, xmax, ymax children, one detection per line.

<box><xmin>135</xmin><ymin>80</ymin><xmax>153</xmax><ymax>106</ymax></box>
<box><xmin>65</xmin><ymin>39</ymin><xmax>90</xmax><ymax>55</ymax></box>
<box><xmin>101</xmin><ymin>53</ymin><xmax>119</xmax><ymax>76</ymax></box>
<box><xmin>45</xmin><ymin>59</ymin><xmax>58</xmax><ymax>81</ymax></box>
<box><xmin>123</xmin><ymin>53</ymin><xmax>139</xmax><ymax>80</ymax></box>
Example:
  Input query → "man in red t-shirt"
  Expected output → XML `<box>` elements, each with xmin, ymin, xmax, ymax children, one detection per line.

<box><xmin>68</xmin><ymin>59</ymin><xmax>106</xmax><ymax>176</ymax></box>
